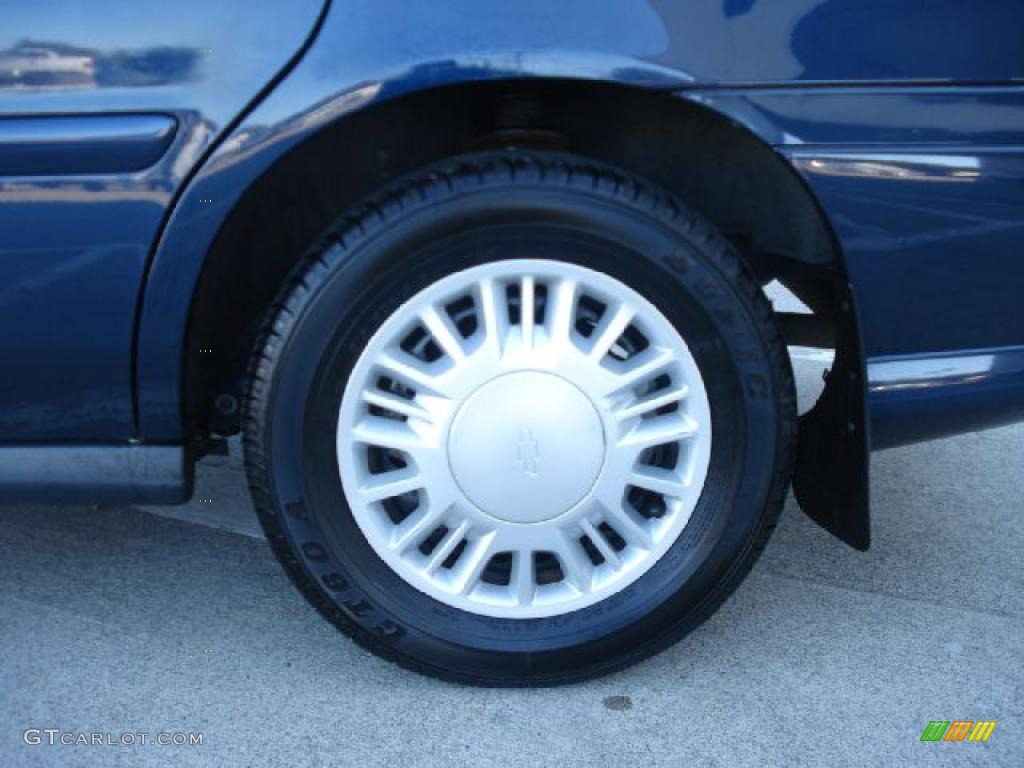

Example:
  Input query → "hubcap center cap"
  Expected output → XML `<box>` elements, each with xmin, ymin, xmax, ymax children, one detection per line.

<box><xmin>447</xmin><ymin>371</ymin><xmax>605</xmax><ymax>523</ymax></box>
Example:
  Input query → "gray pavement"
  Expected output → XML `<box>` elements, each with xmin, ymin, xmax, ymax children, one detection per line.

<box><xmin>1</xmin><ymin>359</ymin><xmax>1022</xmax><ymax>766</ymax></box>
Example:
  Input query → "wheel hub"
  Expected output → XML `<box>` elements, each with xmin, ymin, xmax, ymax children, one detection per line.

<box><xmin>447</xmin><ymin>371</ymin><xmax>605</xmax><ymax>524</ymax></box>
<box><xmin>336</xmin><ymin>259</ymin><xmax>712</xmax><ymax>619</ymax></box>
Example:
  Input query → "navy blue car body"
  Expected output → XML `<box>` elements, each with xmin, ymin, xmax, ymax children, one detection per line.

<box><xmin>2</xmin><ymin>0</ymin><xmax>1023</xmax><ymax>553</ymax></box>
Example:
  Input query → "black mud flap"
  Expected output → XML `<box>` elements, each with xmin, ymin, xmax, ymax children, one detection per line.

<box><xmin>792</xmin><ymin>301</ymin><xmax>871</xmax><ymax>551</ymax></box>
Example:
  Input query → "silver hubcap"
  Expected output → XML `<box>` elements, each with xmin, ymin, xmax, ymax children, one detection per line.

<box><xmin>337</xmin><ymin>259</ymin><xmax>712</xmax><ymax>619</ymax></box>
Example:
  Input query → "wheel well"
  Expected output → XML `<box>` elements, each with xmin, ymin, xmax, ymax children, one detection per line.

<box><xmin>188</xmin><ymin>78</ymin><xmax>847</xmax><ymax>433</ymax></box>
<box><xmin>188</xmin><ymin>77</ymin><xmax>870</xmax><ymax>549</ymax></box>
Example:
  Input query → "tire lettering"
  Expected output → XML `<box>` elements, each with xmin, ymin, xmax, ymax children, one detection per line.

<box><xmin>343</xmin><ymin>599</ymin><xmax>372</xmax><ymax>618</ymax></box>
<box><xmin>372</xmin><ymin>620</ymin><xmax>403</xmax><ymax>639</ymax></box>
<box><xmin>285</xmin><ymin>502</ymin><xmax>309</xmax><ymax>522</ymax></box>
<box><xmin>715</xmin><ymin>307</ymin><xmax>736</xmax><ymax>326</ymax></box>
<box><xmin>664</xmin><ymin>251</ymin><xmax>690</xmax><ymax>274</ymax></box>
<box><xmin>302</xmin><ymin>542</ymin><xmax>329</xmax><ymax>562</ymax></box>
<box><xmin>322</xmin><ymin>572</ymin><xmax>349</xmax><ymax>591</ymax></box>
<box><xmin>694</xmin><ymin>278</ymin><xmax>717</xmax><ymax>298</ymax></box>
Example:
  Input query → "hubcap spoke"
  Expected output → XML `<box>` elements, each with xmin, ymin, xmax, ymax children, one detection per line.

<box><xmin>618</xmin><ymin>412</ymin><xmax>699</xmax><ymax>451</ymax></box>
<box><xmin>377</xmin><ymin>350</ymin><xmax>448</xmax><ymax>397</ymax></box>
<box><xmin>599</xmin><ymin>346</ymin><xmax>676</xmax><ymax>398</ymax></box>
<box><xmin>581</xmin><ymin>518</ymin><xmax>622</xmax><ymax>570</ymax></box>
<box><xmin>554</xmin><ymin>530</ymin><xmax>594</xmax><ymax>592</ymax></box>
<box><xmin>453</xmin><ymin>532</ymin><xmax>498</xmax><ymax>595</ymax></box>
<box><xmin>602</xmin><ymin>501</ymin><xmax>655</xmax><ymax>551</ymax></box>
<box><xmin>476</xmin><ymin>278</ymin><xmax>507</xmax><ymax>359</ymax></box>
<box><xmin>420</xmin><ymin>304</ymin><xmax>466</xmax><ymax>363</ymax></box>
<box><xmin>352</xmin><ymin>417</ymin><xmax>433</xmax><ymax>453</ymax></box>
<box><xmin>361</xmin><ymin>389</ymin><xmax>432</xmax><ymax>422</ymax></box>
<box><xmin>357</xmin><ymin>466</ymin><xmax>423</xmax><ymax>503</ymax></box>
<box><xmin>390</xmin><ymin>501</ymin><xmax>448</xmax><ymax>553</ymax></box>
<box><xmin>588</xmin><ymin>303</ymin><xmax>635</xmax><ymax>360</ymax></box>
<box><xmin>424</xmin><ymin>519</ymin><xmax>471</xmax><ymax>573</ymax></box>
<box><xmin>337</xmin><ymin>260</ymin><xmax>712</xmax><ymax>619</ymax></box>
<box><xmin>629</xmin><ymin>465</ymin><xmax>691</xmax><ymax>499</ymax></box>
<box><xmin>512</xmin><ymin>551</ymin><xmax>536</xmax><ymax>606</ymax></box>
<box><xmin>547</xmin><ymin>278</ymin><xmax>577</xmax><ymax>343</ymax></box>
<box><xmin>614</xmin><ymin>384</ymin><xmax>689</xmax><ymax>422</ymax></box>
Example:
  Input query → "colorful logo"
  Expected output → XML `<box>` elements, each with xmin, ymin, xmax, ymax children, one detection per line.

<box><xmin>920</xmin><ymin>721</ymin><xmax>997</xmax><ymax>742</ymax></box>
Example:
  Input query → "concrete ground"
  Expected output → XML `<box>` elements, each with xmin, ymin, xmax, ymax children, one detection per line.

<box><xmin>2</xmin><ymin>350</ymin><xmax>1022</xmax><ymax>766</ymax></box>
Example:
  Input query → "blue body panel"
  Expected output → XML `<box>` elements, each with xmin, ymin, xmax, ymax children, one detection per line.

<box><xmin>869</xmin><ymin>347</ymin><xmax>1024</xmax><ymax>450</ymax></box>
<box><xmin>0</xmin><ymin>0</ymin><xmax>324</xmax><ymax>439</ymax></box>
<box><xmin>0</xmin><ymin>0</ymin><xmax>1022</xmax><ymax>454</ymax></box>
<box><xmin>787</xmin><ymin>147</ymin><xmax>1024</xmax><ymax>358</ymax></box>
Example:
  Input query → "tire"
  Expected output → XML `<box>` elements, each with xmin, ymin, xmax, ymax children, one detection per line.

<box><xmin>244</xmin><ymin>151</ymin><xmax>796</xmax><ymax>686</ymax></box>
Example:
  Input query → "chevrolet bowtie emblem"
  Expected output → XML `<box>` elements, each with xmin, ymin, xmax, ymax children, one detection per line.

<box><xmin>516</xmin><ymin>424</ymin><xmax>540</xmax><ymax>477</ymax></box>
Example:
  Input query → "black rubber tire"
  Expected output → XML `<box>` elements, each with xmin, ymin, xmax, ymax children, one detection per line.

<box><xmin>243</xmin><ymin>151</ymin><xmax>796</xmax><ymax>686</ymax></box>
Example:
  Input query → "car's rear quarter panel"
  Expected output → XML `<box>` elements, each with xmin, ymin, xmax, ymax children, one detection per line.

<box><xmin>0</xmin><ymin>0</ymin><xmax>323</xmax><ymax>439</ymax></box>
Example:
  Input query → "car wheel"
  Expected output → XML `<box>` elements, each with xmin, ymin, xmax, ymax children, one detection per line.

<box><xmin>244</xmin><ymin>151</ymin><xmax>796</xmax><ymax>685</ymax></box>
